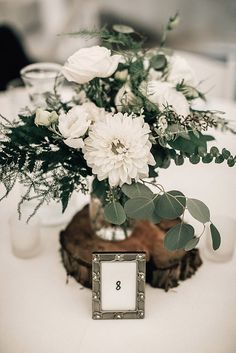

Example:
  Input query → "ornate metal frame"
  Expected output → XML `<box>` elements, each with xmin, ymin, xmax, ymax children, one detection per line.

<box><xmin>92</xmin><ymin>251</ymin><xmax>146</xmax><ymax>320</ymax></box>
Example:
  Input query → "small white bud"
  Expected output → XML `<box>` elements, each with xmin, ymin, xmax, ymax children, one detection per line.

<box><xmin>114</xmin><ymin>69</ymin><xmax>128</xmax><ymax>82</ymax></box>
<box><xmin>35</xmin><ymin>109</ymin><xmax>58</xmax><ymax>127</ymax></box>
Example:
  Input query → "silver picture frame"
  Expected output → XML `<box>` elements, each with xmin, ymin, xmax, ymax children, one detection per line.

<box><xmin>92</xmin><ymin>252</ymin><xmax>146</xmax><ymax>320</ymax></box>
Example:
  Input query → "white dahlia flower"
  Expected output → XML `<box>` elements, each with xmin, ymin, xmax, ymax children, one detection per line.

<box><xmin>83</xmin><ymin>112</ymin><xmax>155</xmax><ymax>186</ymax></box>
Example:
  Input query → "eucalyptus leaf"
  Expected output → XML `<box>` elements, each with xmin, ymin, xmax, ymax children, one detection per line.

<box><xmin>122</xmin><ymin>182</ymin><xmax>153</xmax><ymax>199</ymax></box>
<box><xmin>210</xmin><ymin>223</ymin><xmax>221</xmax><ymax>250</ymax></box>
<box><xmin>162</xmin><ymin>156</ymin><xmax>171</xmax><ymax>168</ymax></box>
<box><xmin>215</xmin><ymin>155</ymin><xmax>224</xmax><ymax>164</ymax></box>
<box><xmin>150</xmin><ymin>54</ymin><xmax>167</xmax><ymax>70</ymax></box>
<box><xmin>189</xmin><ymin>154</ymin><xmax>200</xmax><ymax>164</ymax></box>
<box><xmin>222</xmin><ymin>148</ymin><xmax>230</xmax><ymax>159</ymax></box>
<box><xmin>186</xmin><ymin>198</ymin><xmax>210</xmax><ymax>224</ymax></box>
<box><xmin>184</xmin><ymin>236</ymin><xmax>199</xmax><ymax>251</ymax></box>
<box><xmin>155</xmin><ymin>190</ymin><xmax>186</xmax><ymax>219</ymax></box>
<box><xmin>164</xmin><ymin>223</ymin><xmax>195</xmax><ymax>251</ymax></box>
<box><xmin>210</xmin><ymin>146</ymin><xmax>219</xmax><ymax>157</ymax></box>
<box><xmin>174</xmin><ymin>154</ymin><xmax>184</xmax><ymax>165</ymax></box>
<box><xmin>104</xmin><ymin>201</ymin><xmax>126</xmax><ymax>225</ymax></box>
<box><xmin>227</xmin><ymin>157</ymin><xmax>235</xmax><ymax>167</ymax></box>
<box><xmin>124</xmin><ymin>197</ymin><xmax>155</xmax><ymax>219</ymax></box>
<box><xmin>112</xmin><ymin>24</ymin><xmax>134</xmax><ymax>33</ymax></box>
<box><xmin>147</xmin><ymin>210</ymin><xmax>161</xmax><ymax>224</ymax></box>
<box><xmin>202</xmin><ymin>153</ymin><xmax>213</xmax><ymax>163</ymax></box>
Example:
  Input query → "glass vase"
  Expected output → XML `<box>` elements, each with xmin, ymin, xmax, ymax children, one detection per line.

<box><xmin>20</xmin><ymin>62</ymin><xmax>63</xmax><ymax>108</ymax></box>
<box><xmin>89</xmin><ymin>195</ymin><xmax>134</xmax><ymax>241</ymax></box>
<box><xmin>9</xmin><ymin>206</ymin><xmax>41</xmax><ymax>259</ymax></box>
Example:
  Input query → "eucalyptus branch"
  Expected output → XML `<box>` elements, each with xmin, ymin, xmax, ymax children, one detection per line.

<box><xmin>198</xmin><ymin>224</ymin><xmax>206</xmax><ymax>238</ymax></box>
<box><xmin>166</xmin><ymin>191</ymin><xmax>186</xmax><ymax>209</ymax></box>
<box><xmin>141</xmin><ymin>179</ymin><xmax>165</xmax><ymax>193</ymax></box>
<box><xmin>160</xmin><ymin>12</ymin><xmax>180</xmax><ymax>47</ymax></box>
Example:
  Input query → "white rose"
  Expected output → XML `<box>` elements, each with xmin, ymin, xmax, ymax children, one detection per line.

<box><xmin>115</xmin><ymin>83</ymin><xmax>136</xmax><ymax>111</ymax></box>
<box><xmin>147</xmin><ymin>81</ymin><xmax>190</xmax><ymax>117</ymax></box>
<box><xmin>167</xmin><ymin>55</ymin><xmax>197</xmax><ymax>86</ymax></box>
<box><xmin>58</xmin><ymin>106</ymin><xmax>91</xmax><ymax>149</ymax></box>
<box><xmin>62</xmin><ymin>46</ymin><xmax>122</xmax><ymax>84</ymax></box>
<box><xmin>80</xmin><ymin>102</ymin><xmax>106</xmax><ymax>123</ymax></box>
<box><xmin>35</xmin><ymin>109</ymin><xmax>58</xmax><ymax>127</ymax></box>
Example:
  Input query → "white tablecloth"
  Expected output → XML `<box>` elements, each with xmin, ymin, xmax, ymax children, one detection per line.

<box><xmin>0</xmin><ymin>91</ymin><xmax>236</xmax><ymax>353</ymax></box>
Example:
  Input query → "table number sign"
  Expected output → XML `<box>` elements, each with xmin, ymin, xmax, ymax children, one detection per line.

<box><xmin>92</xmin><ymin>252</ymin><xmax>146</xmax><ymax>320</ymax></box>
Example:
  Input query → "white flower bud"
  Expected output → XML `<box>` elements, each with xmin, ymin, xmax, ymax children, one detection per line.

<box><xmin>35</xmin><ymin>109</ymin><xmax>58</xmax><ymax>127</ymax></box>
<box><xmin>158</xmin><ymin>115</ymin><xmax>168</xmax><ymax>132</ymax></box>
<box><xmin>167</xmin><ymin>13</ymin><xmax>180</xmax><ymax>30</ymax></box>
<box><xmin>114</xmin><ymin>69</ymin><xmax>128</xmax><ymax>81</ymax></box>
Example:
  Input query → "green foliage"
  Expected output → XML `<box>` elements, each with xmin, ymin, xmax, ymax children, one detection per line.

<box><xmin>210</xmin><ymin>146</ymin><xmax>219</xmax><ymax>157</ymax></box>
<box><xmin>104</xmin><ymin>201</ymin><xmax>126</xmax><ymax>225</ymax></box>
<box><xmin>164</xmin><ymin>223</ymin><xmax>195</xmax><ymax>251</ymax></box>
<box><xmin>0</xmin><ymin>114</ymin><xmax>90</xmax><ymax>218</ymax></box>
<box><xmin>150</xmin><ymin>54</ymin><xmax>167</xmax><ymax>70</ymax></box>
<box><xmin>91</xmin><ymin>178</ymin><xmax>109</xmax><ymax>204</ymax></box>
<box><xmin>60</xmin><ymin>176</ymin><xmax>75</xmax><ymax>213</ymax></box>
<box><xmin>227</xmin><ymin>156</ymin><xmax>236</xmax><ymax>167</ymax></box>
<box><xmin>160</xmin><ymin>12</ymin><xmax>180</xmax><ymax>47</ymax></box>
<box><xmin>155</xmin><ymin>190</ymin><xmax>186</xmax><ymax>219</ymax></box>
<box><xmin>210</xmin><ymin>223</ymin><xmax>221</xmax><ymax>250</ymax></box>
<box><xmin>66</xmin><ymin>25</ymin><xmax>145</xmax><ymax>51</ymax></box>
<box><xmin>215</xmin><ymin>155</ymin><xmax>224</xmax><ymax>164</ymax></box>
<box><xmin>184</xmin><ymin>236</ymin><xmax>200</xmax><ymax>251</ymax></box>
<box><xmin>189</xmin><ymin>154</ymin><xmax>200</xmax><ymax>164</ymax></box>
<box><xmin>168</xmin><ymin>131</ymin><xmax>211</xmax><ymax>155</ymax></box>
<box><xmin>186</xmin><ymin>198</ymin><xmax>210</xmax><ymax>224</ymax></box>
<box><xmin>124</xmin><ymin>196</ymin><xmax>155</xmax><ymax>219</ymax></box>
<box><xmin>121</xmin><ymin>182</ymin><xmax>153</xmax><ymax>199</ymax></box>
<box><xmin>202</xmin><ymin>153</ymin><xmax>213</xmax><ymax>163</ymax></box>
<box><xmin>222</xmin><ymin>148</ymin><xmax>231</xmax><ymax>159</ymax></box>
<box><xmin>174</xmin><ymin>154</ymin><xmax>184</xmax><ymax>166</ymax></box>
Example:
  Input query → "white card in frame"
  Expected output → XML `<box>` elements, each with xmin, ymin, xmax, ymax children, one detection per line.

<box><xmin>92</xmin><ymin>252</ymin><xmax>146</xmax><ymax>320</ymax></box>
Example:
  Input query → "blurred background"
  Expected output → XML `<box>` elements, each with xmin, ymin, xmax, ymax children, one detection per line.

<box><xmin>0</xmin><ymin>0</ymin><xmax>236</xmax><ymax>96</ymax></box>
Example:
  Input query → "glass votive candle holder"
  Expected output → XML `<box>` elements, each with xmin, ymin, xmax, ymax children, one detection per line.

<box><xmin>203</xmin><ymin>214</ymin><xmax>236</xmax><ymax>263</ymax></box>
<box><xmin>20</xmin><ymin>62</ymin><xmax>63</xmax><ymax>108</ymax></box>
<box><xmin>7</xmin><ymin>78</ymin><xmax>30</xmax><ymax>117</ymax></box>
<box><xmin>9</xmin><ymin>208</ymin><xmax>41</xmax><ymax>259</ymax></box>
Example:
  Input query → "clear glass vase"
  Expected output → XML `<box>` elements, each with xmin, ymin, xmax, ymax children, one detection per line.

<box><xmin>9</xmin><ymin>206</ymin><xmax>41</xmax><ymax>259</ymax></box>
<box><xmin>20</xmin><ymin>62</ymin><xmax>63</xmax><ymax>108</ymax></box>
<box><xmin>89</xmin><ymin>195</ymin><xmax>134</xmax><ymax>241</ymax></box>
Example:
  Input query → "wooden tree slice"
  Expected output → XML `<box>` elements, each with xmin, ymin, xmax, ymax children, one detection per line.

<box><xmin>60</xmin><ymin>205</ymin><xmax>202</xmax><ymax>291</ymax></box>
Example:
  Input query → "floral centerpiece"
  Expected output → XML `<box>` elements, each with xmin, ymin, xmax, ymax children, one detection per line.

<box><xmin>0</xmin><ymin>15</ymin><xmax>235</xmax><ymax>251</ymax></box>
